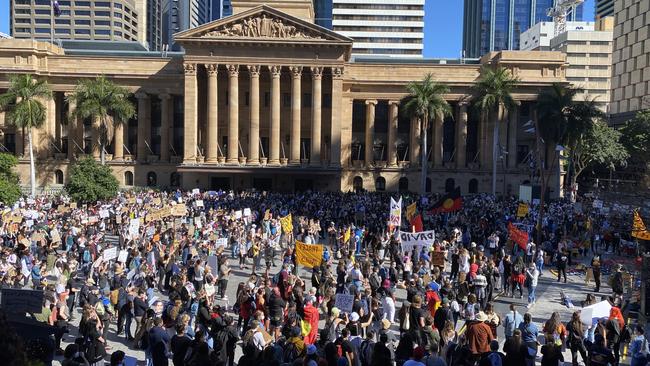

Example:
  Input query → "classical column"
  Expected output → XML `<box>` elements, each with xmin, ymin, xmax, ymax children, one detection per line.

<box><xmin>310</xmin><ymin>66</ymin><xmax>323</xmax><ymax>166</ymax></box>
<box><xmin>226</xmin><ymin>64</ymin><xmax>239</xmax><ymax>164</ymax></box>
<box><xmin>289</xmin><ymin>66</ymin><xmax>302</xmax><ymax>164</ymax></box>
<box><xmin>433</xmin><ymin>112</ymin><xmax>444</xmax><ymax>167</ymax></box>
<box><xmin>65</xmin><ymin>92</ymin><xmax>77</xmax><ymax>160</ymax></box>
<box><xmin>269</xmin><ymin>65</ymin><xmax>281</xmax><ymax>165</ymax></box>
<box><xmin>136</xmin><ymin>92</ymin><xmax>150</xmax><ymax>162</ymax></box>
<box><xmin>410</xmin><ymin>117</ymin><xmax>420</xmax><ymax>165</ymax></box>
<box><xmin>46</xmin><ymin>97</ymin><xmax>56</xmax><ymax>158</ymax></box>
<box><xmin>206</xmin><ymin>64</ymin><xmax>219</xmax><ymax>163</ymax></box>
<box><xmin>388</xmin><ymin>100</ymin><xmax>399</xmax><ymax>166</ymax></box>
<box><xmin>248</xmin><ymin>65</ymin><xmax>261</xmax><ymax>165</ymax></box>
<box><xmin>364</xmin><ymin>100</ymin><xmax>377</xmax><ymax>166</ymax></box>
<box><xmin>113</xmin><ymin>117</ymin><xmax>124</xmax><ymax>161</ymax></box>
<box><xmin>456</xmin><ymin>102</ymin><xmax>468</xmax><ymax>168</ymax></box>
<box><xmin>507</xmin><ymin>102</ymin><xmax>519</xmax><ymax>168</ymax></box>
<box><xmin>330</xmin><ymin>67</ymin><xmax>343</xmax><ymax>167</ymax></box>
<box><xmin>159</xmin><ymin>93</ymin><xmax>171</xmax><ymax>162</ymax></box>
<box><xmin>183</xmin><ymin>63</ymin><xmax>198</xmax><ymax>163</ymax></box>
<box><xmin>479</xmin><ymin>112</ymin><xmax>489</xmax><ymax>168</ymax></box>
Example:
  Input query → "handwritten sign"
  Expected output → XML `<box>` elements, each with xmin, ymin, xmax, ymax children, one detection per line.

<box><xmin>334</xmin><ymin>293</ymin><xmax>354</xmax><ymax>313</ymax></box>
<box><xmin>244</xmin><ymin>208</ymin><xmax>251</xmax><ymax>217</ymax></box>
<box><xmin>431</xmin><ymin>251</ymin><xmax>445</xmax><ymax>267</ymax></box>
<box><xmin>118</xmin><ymin>250</ymin><xmax>128</xmax><ymax>263</ymax></box>
<box><xmin>235</xmin><ymin>210</ymin><xmax>242</xmax><ymax>220</ymax></box>
<box><xmin>399</xmin><ymin>230</ymin><xmax>435</xmax><ymax>253</ymax></box>
<box><xmin>215</xmin><ymin>238</ymin><xmax>228</xmax><ymax>249</ymax></box>
<box><xmin>171</xmin><ymin>205</ymin><xmax>187</xmax><ymax>217</ymax></box>
<box><xmin>103</xmin><ymin>247</ymin><xmax>118</xmax><ymax>261</ymax></box>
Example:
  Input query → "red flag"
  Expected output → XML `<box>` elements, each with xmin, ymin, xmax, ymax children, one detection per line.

<box><xmin>508</xmin><ymin>222</ymin><xmax>529</xmax><ymax>249</ymax></box>
<box><xmin>410</xmin><ymin>214</ymin><xmax>423</xmax><ymax>232</ymax></box>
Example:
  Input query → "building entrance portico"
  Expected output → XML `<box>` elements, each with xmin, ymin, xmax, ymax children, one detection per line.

<box><xmin>174</xmin><ymin>5</ymin><xmax>351</xmax><ymax>171</ymax></box>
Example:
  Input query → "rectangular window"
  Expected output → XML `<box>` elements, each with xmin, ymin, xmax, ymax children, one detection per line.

<box><xmin>114</xmin><ymin>2</ymin><xmax>122</xmax><ymax>8</ymax></box>
<box><xmin>35</xmin><ymin>0</ymin><xmax>50</xmax><ymax>4</ymax></box>
<box><xmin>75</xmin><ymin>1</ymin><xmax>90</xmax><ymax>6</ymax></box>
<box><xmin>113</xmin><ymin>21</ymin><xmax>122</xmax><ymax>27</ymax></box>
<box><xmin>56</xmin><ymin>19</ymin><xmax>71</xmax><ymax>24</ymax></box>
<box><xmin>282</xmin><ymin>93</ymin><xmax>290</xmax><ymax>108</ymax></box>
<box><xmin>15</xmin><ymin>18</ymin><xmax>30</xmax><ymax>24</ymax></box>
<box><xmin>302</xmin><ymin>93</ymin><xmax>311</xmax><ymax>108</ymax></box>
<box><xmin>75</xmin><ymin>29</ymin><xmax>91</xmax><ymax>34</ymax></box>
<box><xmin>35</xmin><ymin>28</ymin><xmax>50</xmax><ymax>33</ymax></box>
<box><xmin>59</xmin><ymin>1</ymin><xmax>70</xmax><ymax>5</ymax></box>
<box><xmin>95</xmin><ymin>1</ymin><xmax>110</xmax><ymax>6</ymax></box>
<box><xmin>55</xmin><ymin>28</ymin><xmax>71</xmax><ymax>34</ymax></box>
<box><xmin>95</xmin><ymin>29</ymin><xmax>110</xmax><ymax>35</ymax></box>
<box><xmin>95</xmin><ymin>11</ymin><xmax>110</xmax><ymax>17</ymax></box>
<box><xmin>35</xmin><ymin>9</ymin><xmax>50</xmax><ymax>14</ymax></box>
<box><xmin>4</xmin><ymin>133</ymin><xmax>16</xmax><ymax>154</ymax></box>
<box><xmin>114</xmin><ymin>13</ymin><xmax>122</xmax><ymax>18</ymax></box>
<box><xmin>114</xmin><ymin>31</ymin><xmax>122</xmax><ymax>36</ymax></box>
<box><xmin>75</xmin><ymin>19</ymin><xmax>90</xmax><ymax>25</ymax></box>
<box><xmin>75</xmin><ymin>10</ymin><xmax>90</xmax><ymax>16</ymax></box>
<box><xmin>95</xmin><ymin>20</ymin><xmax>110</xmax><ymax>26</ymax></box>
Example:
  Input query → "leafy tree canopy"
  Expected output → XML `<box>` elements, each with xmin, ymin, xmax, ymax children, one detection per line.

<box><xmin>0</xmin><ymin>153</ymin><xmax>21</xmax><ymax>205</ymax></box>
<box><xmin>619</xmin><ymin>109</ymin><xmax>650</xmax><ymax>165</ymax></box>
<box><xmin>65</xmin><ymin>157</ymin><xmax>119</xmax><ymax>203</ymax></box>
<box><xmin>574</xmin><ymin>120</ymin><xmax>628</xmax><ymax>175</ymax></box>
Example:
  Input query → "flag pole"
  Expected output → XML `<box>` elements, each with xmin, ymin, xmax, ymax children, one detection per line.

<box><xmin>50</xmin><ymin>0</ymin><xmax>54</xmax><ymax>44</ymax></box>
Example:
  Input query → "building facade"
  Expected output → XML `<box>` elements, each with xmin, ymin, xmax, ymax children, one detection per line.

<box><xmin>10</xmin><ymin>0</ymin><xmax>142</xmax><ymax>44</ymax></box>
<box><xmin>519</xmin><ymin>20</ymin><xmax>613</xmax><ymax>112</ymax></box>
<box><xmin>163</xmin><ymin>0</ymin><xmax>210</xmax><ymax>50</ymax></box>
<box><xmin>463</xmin><ymin>0</ymin><xmax>583</xmax><ymax>59</ymax></box>
<box><xmin>0</xmin><ymin>5</ymin><xmax>567</xmax><ymax>195</ymax></box>
<box><xmin>610</xmin><ymin>0</ymin><xmax>650</xmax><ymax>125</ymax></box>
<box><xmin>595</xmin><ymin>0</ymin><xmax>615</xmax><ymax>19</ymax></box>
<box><xmin>331</xmin><ymin>0</ymin><xmax>424</xmax><ymax>58</ymax></box>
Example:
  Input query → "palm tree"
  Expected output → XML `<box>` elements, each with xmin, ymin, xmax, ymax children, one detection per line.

<box><xmin>0</xmin><ymin>74</ymin><xmax>52</xmax><ymax>196</ymax></box>
<box><xmin>402</xmin><ymin>74</ymin><xmax>452</xmax><ymax>194</ymax></box>
<box><xmin>472</xmin><ymin>66</ymin><xmax>519</xmax><ymax>196</ymax></box>
<box><xmin>534</xmin><ymin>82</ymin><xmax>582</xmax><ymax>241</ymax></box>
<box><xmin>68</xmin><ymin>76</ymin><xmax>135</xmax><ymax>165</ymax></box>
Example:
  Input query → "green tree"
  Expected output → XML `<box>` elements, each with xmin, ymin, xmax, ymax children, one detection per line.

<box><xmin>402</xmin><ymin>74</ymin><xmax>452</xmax><ymax>194</ymax></box>
<box><xmin>0</xmin><ymin>74</ymin><xmax>52</xmax><ymax>196</ymax></box>
<box><xmin>620</xmin><ymin>109</ymin><xmax>650</xmax><ymax>166</ymax></box>
<box><xmin>65</xmin><ymin>157</ymin><xmax>119</xmax><ymax>203</ymax></box>
<box><xmin>571</xmin><ymin>121</ymin><xmax>628</xmax><ymax>184</ymax></box>
<box><xmin>472</xmin><ymin>66</ymin><xmax>519</xmax><ymax>195</ymax></box>
<box><xmin>67</xmin><ymin>75</ymin><xmax>135</xmax><ymax>165</ymax></box>
<box><xmin>0</xmin><ymin>153</ymin><xmax>22</xmax><ymax>205</ymax></box>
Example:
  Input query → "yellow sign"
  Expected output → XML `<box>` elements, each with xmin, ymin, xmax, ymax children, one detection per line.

<box><xmin>343</xmin><ymin>227</ymin><xmax>351</xmax><ymax>243</ymax></box>
<box><xmin>280</xmin><ymin>214</ymin><xmax>293</xmax><ymax>234</ymax></box>
<box><xmin>171</xmin><ymin>205</ymin><xmax>188</xmax><ymax>217</ymax></box>
<box><xmin>295</xmin><ymin>240</ymin><xmax>323</xmax><ymax>268</ymax></box>
<box><xmin>516</xmin><ymin>203</ymin><xmax>529</xmax><ymax>218</ymax></box>
<box><xmin>406</xmin><ymin>202</ymin><xmax>417</xmax><ymax>222</ymax></box>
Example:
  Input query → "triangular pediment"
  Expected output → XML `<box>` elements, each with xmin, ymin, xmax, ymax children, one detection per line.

<box><xmin>174</xmin><ymin>5</ymin><xmax>352</xmax><ymax>44</ymax></box>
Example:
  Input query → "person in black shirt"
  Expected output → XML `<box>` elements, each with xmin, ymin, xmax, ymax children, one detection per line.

<box><xmin>171</xmin><ymin>323</ymin><xmax>192</xmax><ymax>366</ymax></box>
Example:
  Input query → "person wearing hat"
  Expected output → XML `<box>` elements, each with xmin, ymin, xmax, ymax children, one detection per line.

<box><xmin>466</xmin><ymin>311</ymin><xmax>495</xmax><ymax>362</ymax></box>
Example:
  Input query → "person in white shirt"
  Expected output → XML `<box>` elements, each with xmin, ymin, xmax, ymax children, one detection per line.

<box><xmin>525</xmin><ymin>264</ymin><xmax>540</xmax><ymax>308</ymax></box>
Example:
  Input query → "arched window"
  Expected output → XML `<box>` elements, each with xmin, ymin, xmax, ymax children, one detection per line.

<box><xmin>426</xmin><ymin>178</ymin><xmax>432</xmax><ymax>193</ymax></box>
<box><xmin>469</xmin><ymin>178</ymin><xmax>478</xmax><ymax>194</ymax></box>
<box><xmin>398</xmin><ymin>177</ymin><xmax>409</xmax><ymax>192</ymax></box>
<box><xmin>124</xmin><ymin>171</ymin><xmax>134</xmax><ymax>186</ymax></box>
<box><xmin>353</xmin><ymin>176</ymin><xmax>363</xmax><ymax>193</ymax></box>
<box><xmin>445</xmin><ymin>178</ymin><xmax>455</xmax><ymax>193</ymax></box>
<box><xmin>375</xmin><ymin>177</ymin><xmax>386</xmax><ymax>192</ymax></box>
<box><xmin>55</xmin><ymin>170</ymin><xmax>64</xmax><ymax>185</ymax></box>
<box><xmin>170</xmin><ymin>172</ymin><xmax>181</xmax><ymax>188</ymax></box>
<box><xmin>146</xmin><ymin>172</ymin><xmax>157</xmax><ymax>187</ymax></box>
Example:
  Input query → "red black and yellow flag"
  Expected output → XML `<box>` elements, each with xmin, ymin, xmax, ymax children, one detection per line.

<box><xmin>430</xmin><ymin>187</ymin><xmax>462</xmax><ymax>214</ymax></box>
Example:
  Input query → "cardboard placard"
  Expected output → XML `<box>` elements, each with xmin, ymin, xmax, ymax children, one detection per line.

<box><xmin>118</xmin><ymin>250</ymin><xmax>128</xmax><ymax>263</ymax></box>
<box><xmin>171</xmin><ymin>205</ymin><xmax>188</xmax><ymax>217</ymax></box>
<box><xmin>334</xmin><ymin>293</ymin><xmax>354</xmax><ymax>313</ymax></box>
<box><xmin>431</xmin><ymin>251</ymin><xmax>445</xmax><ymax>267</ymax></box>
<box><xmin>70</xmin><ymin>202</ymin><xmax>77</xmax><ymax>209</ymax></box>
<box><xmin>103</xmin><ymin>247</ymin><xmax>118</xmax><ymax>261</ymax></box>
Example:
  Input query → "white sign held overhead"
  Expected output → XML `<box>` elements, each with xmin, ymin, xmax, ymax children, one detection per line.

<box><xmin>334</xmin><ymin>293</ymin><xmax>354</xmax><ymax>313</ymax></box>
<box><xmin>103</xmin><ymin>247</ymin><xmax>118</xmax><ymax>261</ymax></box>
<box><xmin>244</xmin><ymin>208</ymin><xmax>251</xmax><ymax>217</ymax></box>
<box><xmin>117</xmin><ymin>250</ymin><xmax>128</xmax><ymax>263</ymax></box>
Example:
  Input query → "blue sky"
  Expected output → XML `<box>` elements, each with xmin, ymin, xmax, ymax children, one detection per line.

<box><xmin>0</xmin><ymin>0</ymin><xmax>595</xmax><ymax>58</ymax></box>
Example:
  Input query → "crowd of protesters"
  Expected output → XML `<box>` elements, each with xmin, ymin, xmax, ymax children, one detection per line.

<box><xmin>0</xmin><ymin>189</ymin><xmax>646</xmax><ymax>366</ymax></box>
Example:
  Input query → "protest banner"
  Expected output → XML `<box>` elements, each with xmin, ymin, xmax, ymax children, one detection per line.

<box><xmin>117</xmin><ymin>250</ymin><xmax>128</xmax><ymax>263</ymax></box>
<box><xmin>159</xmin><ymin>207</ymin><xmax>172</xmax><ymax>219</ymax></box>
<box><xmin>171</xmin><ymin>205</ymin><xmax>188</xmax><ymax>217</ymax></box>
<box><xmin>244</xmin><ymin>208</ymin><xmax>251</xmax><ymax>217</ymax></box>
<box><xmin>207</xmin><ymin>255</ymin><xmax>219</xmax><ymax>277</ymax></box>
<box><xmin>295</xmin><ymin>240</ymin><xmax>323</xmax><ymax>267</ymax></box>
<box><xmin>196</xmin><ymin>200</ymin><xmax>204</xmax><ymax>208</ymax></box>
<box><xmin>215</xmin><ymin>238</ymin><xmax>228</xmax><ymax>249</ymax></box>
<box><xmin>389</xmin><ymin>197</ymin><xmax>402</xmax><ymax>228</ymax></box>
<box><xmin>0</xmin><ymin>288</ymin><xmax>43</xmax><ymax>313</ymax></box>
<box><xmin>334</xmin><ymin>293</ymin><xmax>354</xmax><ymax>313</ymax></box>
<box><xmin>508</xmin><ymin>222</ymin><xmax>529</xmax><ymax>249</ymax></box>
<box><xmin>103</xmin><ymin>247</ymin><xmax>118</xmax><ymax>261</ymax></box>
<box><xmin>280</xmin><ymin>214</ymin><xmax>293</xmax><ymax>234</ymax></box>
<box><xmin>235</xmin><ymin>210</ymin><xmax>243</xmax><ymax>220</ymax></box>
<box><xmin>99</xmin><ymin>209</ymin><xmax>110</xmax><ymax>219</ymax></box>
<box><xmin>128</xmin><ymin>218</ymin><xmax>140</xmax><ymax>238</ymax></box>
<box><xmin>398</xmin><ymin>230</ymin><xmax>435</xmax><ymax>253</ymax></box>
<box><xmin>431</xmin><ymin>251</ymin><xmax>445</xmax><ymax>267</ymax></box>
<box><xmin>516</xmin><ymin>203</ymin><xmax>529</xmax><ymax>218</ymax></box>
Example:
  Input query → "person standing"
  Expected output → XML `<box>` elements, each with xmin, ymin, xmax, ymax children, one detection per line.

<box><xmin>219</xmin><ymin>256</ymin><xmax>230</xmax><ymax>300</ymax></box>
<box><xmin>466</xmin><ymin>312</ymin><xmax>494</xmax><ymax>363</ymax></box>
<box><xmin>591</xmin><ymin>254</ymin><xmax>602</xmax><ymax>292</ymax></box>
<box><xmin>518</xmin><ymin>313</ymin><xmax>539</xmax><ymax>366</ymax></box>
<box><xmin>556</xmin><ymin>249</ymin><xmax>568</xmax><ymax>283</ymax></box>
<box><xmin>629</xmin><ymin>325</ymin><xmax>649</xmax><ymax>366</ymax></box>
<box><xmin>170</xmin><ymin>323</ymin><xmax>191</xmax><ymax>366</ymax></box>
<box><xmin>148</xmin><ymin>317</ymin><xmax>171</xmax><ymax>366</ymax></box>
<box><xmin>503</xmin><ymin>304</ymin><xmax>523</xmax><ymax>340</ymax></box>
<box><xmin>566</xmin><ymin>311</ymin><xmax>588</xmax><ymax>366</ymax></box>
<box><xmin>525</xmin><ymin>264</ymin><xmax>539</xmax><ymax>308</ymax></box>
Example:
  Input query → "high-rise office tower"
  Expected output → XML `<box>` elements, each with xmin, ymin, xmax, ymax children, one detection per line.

<box><xmin>609</xmin><ymin>0</ymin><xmax>649</xmax><ymax>125</ymax></box>
<box><xmin>595</xmin><ymin>0</ymin><xmax>615</xmax><ymax>19</ymax></box>
<box><xmin>313</xmin><ymin>0</ymin><xmax>332</xmax><ymax>29</ymax></box>
<box><xmin>331</xmin><ymin>0</ymin><xmax>424</xmax><ymax>57</ymax></box>
<box><xmin>209</xmin><ymin>0</ymin><xmax>232</xmax><ymax>21</ymax></box>
<box><xmin>163</xmin><ymin>0</ymin><xmax>209</xmax><ymax>49</ymax></box>
<box><xmin>463</xmin><ymin>0</ymin><xmax>583</xmax><ymax>58</ymax></box>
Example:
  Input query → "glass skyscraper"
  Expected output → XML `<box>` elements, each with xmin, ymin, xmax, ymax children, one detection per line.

<box><xmin>314</xmin><ymin>0</ymin><xmax>333</xmax><ymax>29</ymax></box>
<box><xmin>463</xmin><ymin>0</ymin><xmax>583</xmax><ymax>58</ymax></box>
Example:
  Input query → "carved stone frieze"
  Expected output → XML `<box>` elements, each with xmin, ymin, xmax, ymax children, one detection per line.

<box><xmin>202</xmin><ymin>13</ymin><xmax>323</xmax><ymax>40</ymax></box>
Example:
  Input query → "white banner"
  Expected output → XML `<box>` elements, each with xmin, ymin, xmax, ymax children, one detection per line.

<box><xmin>103</xmin><ymin>247</ymin><xmax>118</xmax><ymax>261</ymax></box>
<box><xmin>129</xmin><ymin>218</ymin><xmax>140</xmax><ymax>238</ymax></box>
<box><xmin>399</xmin><ymin>230</ymin><xmax>435</xmax><ymax>253</ymax></box>
<box><xmin>389</xmin><ymin>197</ymin><xmax>402</xmax><ymax>228</ymax></box>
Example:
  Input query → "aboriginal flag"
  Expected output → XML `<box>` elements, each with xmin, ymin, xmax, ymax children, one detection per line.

<box><xmin>430</xmin><ymin>187</ymin><xmax>462</xmax><ymax>214</ymax></box>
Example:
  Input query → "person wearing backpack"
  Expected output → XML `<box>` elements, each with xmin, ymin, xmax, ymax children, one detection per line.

<box><xmin>630</xmin><ymin>325</ymin><xmax>649</xmax><ymax>366</ymax></box>
<box><xmin>478</xmin><ymin>340</ymin><xmax>504</xmax><ymax>366</ymax></box>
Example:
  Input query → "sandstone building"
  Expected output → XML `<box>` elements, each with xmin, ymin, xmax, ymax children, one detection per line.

<box><xmin>0</xmin><ymin>4</ymin><xmax>568</xmax><ymax>194</ymax></box>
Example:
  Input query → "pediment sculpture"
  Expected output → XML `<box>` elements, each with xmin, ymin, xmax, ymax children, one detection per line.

<box><xmin>203</xmin><ymin>14</ymin><xmax>323</xmax><ymax>40</ymax></box>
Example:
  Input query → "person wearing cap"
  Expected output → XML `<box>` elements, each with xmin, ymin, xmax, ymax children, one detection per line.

<box><xmin>466</xmin><ymin>311</ymin><xmax>494</xmax><ymax>362</ymax></box>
